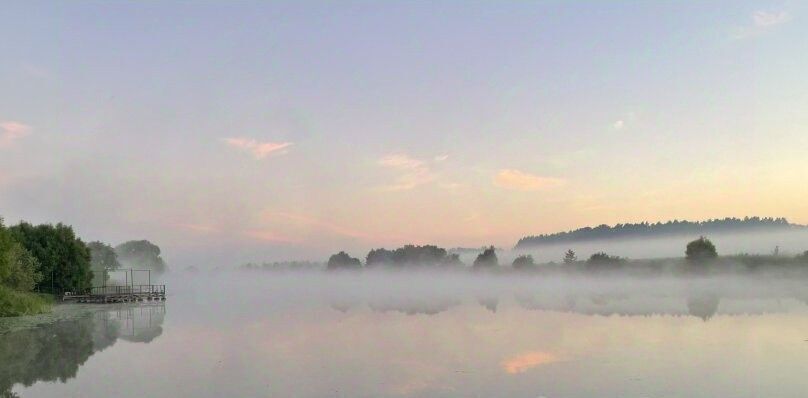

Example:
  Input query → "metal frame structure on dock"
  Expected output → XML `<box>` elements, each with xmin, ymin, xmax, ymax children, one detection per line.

<box><xmin>63</xmin><ymin>268</ymin><xmax>167</xmax><ymax>303</ymax></box>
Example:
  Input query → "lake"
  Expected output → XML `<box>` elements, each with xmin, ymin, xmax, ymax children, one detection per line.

<box><xmin>3</xmin><ymin>272</ymin><xmax>808</xmax><ymax>398</ymax></box>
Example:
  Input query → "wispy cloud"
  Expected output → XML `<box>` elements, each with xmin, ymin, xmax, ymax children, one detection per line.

<box><xmin>0</xmin><ymin>121</ymin><xmax>31</xmax><ymax>148</ymax></box>
<box><xmin>612</xmin><ymin>110</ymin><xmax>638</xmax><ymax>131</ymax></box>
<box><xmin>174</xmin><ymin>222</ymin><xmax>218</xmax><ymax>234</ymax></box>
<box><xmin>243</xmin><ymin>229</ymin><xmax>298</xmax><ymax>244</ymax></box>
<box><xmin>753</xmin><ymin>10</ymin><xmax>791</xmax><ymax>27</ymax></box>
<box><xmin>494</xmin><ymin>169</ymin><xmax>564</xmax><ymax>191</ymax></box>
<box><xmin>378</xmin><ymin>154</ymin><xmax>437</xmax><ymax>191</ymax></box>
<box><xmin>734</xmin><ymin>10</ymin><xmax>791</xmax><ymax>39</ymax></box>
<box><xmin>223</xmin><ymin>137</ymin><xmax>293</xmax><ymax>159</ymax></box>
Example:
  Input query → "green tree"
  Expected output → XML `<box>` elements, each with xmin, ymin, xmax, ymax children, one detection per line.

<box><xmin>115</xmin><ymin>240</ymin><xmax>167</xmax><ymax>274</ymax></box>
<box><xmin>685</xmin><ymin>236</ymin><xmax>718</xmax><ymax>264</ymax></box>
<box><xmin>2</xmin><ymin>244</ymin><xmax>42</xmax><ymax>292</ymax></box>
<box><xmin>512</xmin><ymin>255</ymin><xmax>535</xmax><ymax>269</ymax></box>
<box><xmin>473</xmin><ymin>246</ymin><xmax>498</xmax><ymax>268</ymax></box>
<box><xmin>9</xmin><ymin>222</ymin><xmax>92</xmax><ymax>293</ymax></box>
<box><xmin>87</xmin><ymin>241</ymin><xmax>120</xmax><ymax>286</ymax></box>
<box><xmin>326</xmin><ymin>251</ymin><xmax>362</xmax><ymax>270</ymax></box>
<box><xmin>0</xmin><ymin>219</ymin><xmax>18</xmax><ymax>287</ymax></box>
<box><xmin>0</xmin><ymin>218</ymin><xmax>49</xmax><ymax>317</ymax></box>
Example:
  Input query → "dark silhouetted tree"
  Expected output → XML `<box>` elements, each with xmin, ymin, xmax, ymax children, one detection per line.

<box><xmin>366</xmin><ymin>248</ymin><xmax>394</xmax><ymax>266</ymax></box>
<box><xmin>512</xmin><ymin>255</ymin><xmax>535</xmax><ymax>269</ymax></box>
<box><xmin>365</xmin><ymin>245</ymin><xmax>462</xmax><ymax>267</ymax></box>
<box><xmin>563</xmin><ymin>249</ymin><xmax>577</xmax><ymax>264</ymax></box>
<box><xmin>473</xmin><ymin>246</ymin><xmax>498</xmax><ymax>268</ymax></box>
<box><xmin>327</xmin><ymin>251</ymin><xmax>362</xmax><ymax>270</ymax></box>
<box><xmin>685</xmin><ymin>236</ymin><xmax>717</xmax><ymax>264</ymax></box>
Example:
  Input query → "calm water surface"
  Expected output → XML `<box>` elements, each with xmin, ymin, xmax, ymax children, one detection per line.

<box><xmin>3</xmin><ymin>272</ymin><xmax>808</xmax><ymax>398</ymax></box>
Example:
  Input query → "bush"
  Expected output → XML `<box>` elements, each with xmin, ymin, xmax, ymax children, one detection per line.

<box><xmin>2</xmin><ymin>244</ymin><xmax>42</xmax><ymax>292</ymax></box>
<box><xmin>512</xmin><ymin>255</ymin><xmax>535</xmax><ymax>269</ymax></box>
<box><xmin>586</xmin><ymin>252</ymin><xmax>625</xmax><ymax>268</ymax></box>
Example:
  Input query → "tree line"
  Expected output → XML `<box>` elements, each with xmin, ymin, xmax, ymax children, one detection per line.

<box><xmin>0</xmin><ymin>217</ymin><xmax>167</xmax><ymax>317</ymax></box>
<box><xmin>515</xmin><ymin>217</ymin><xmax>797</xmax><ymax>248</ymax></box>
<box><xmin>326</xmin><ymin>237</ymin><xmax>808</xmax><ymax>273</ymax></box>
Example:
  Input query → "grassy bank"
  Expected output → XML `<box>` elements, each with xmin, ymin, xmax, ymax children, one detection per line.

<box><xmin>0</xmin><ymin>286</ymin><xmax>52</xmax><ymax>317</ymax></box>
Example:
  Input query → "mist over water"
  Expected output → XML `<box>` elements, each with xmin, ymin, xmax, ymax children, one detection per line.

<box><xmin>4</xmin><ymin>270</ymin><xmax>808</xmax><ymax>398</ymax></box>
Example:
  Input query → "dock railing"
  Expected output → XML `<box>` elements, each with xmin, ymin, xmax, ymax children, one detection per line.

<box><xmin>89</xmin><ymin>284</ymin><xmax>166</xmax><ymax>296</ymax></box>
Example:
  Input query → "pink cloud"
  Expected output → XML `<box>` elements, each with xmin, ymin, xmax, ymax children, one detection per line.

<box><xmin>378</xmin><ymin>154</ymin><xmax>437</xmax><ymax>191</ymax></box>
<box><xmin>223</xmin><ymin>137</ymin><xmax>293</xmax><ymax>159</ymax></box>
<box><xmin>0</xmin><ymin>121</ymin><xmax>31</xmax><ymax>147</ymax></box>
<box><xmin>494</xmin><ymin>169</ymin><xmax>564</xmax><ymax>191</ymax></box>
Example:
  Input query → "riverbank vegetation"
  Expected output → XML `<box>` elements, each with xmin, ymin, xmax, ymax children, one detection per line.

<box><xmin>0</xmin><ymin>218</ymin><xmax>49</xmax><ymax>317</ymax></box>
<box><xmin>0</xmin><ymin>216</ymin><xmax>169</xmax><ymax>317</ymax></box>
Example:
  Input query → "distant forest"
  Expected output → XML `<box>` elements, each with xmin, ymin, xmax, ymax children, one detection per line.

<box><xmin>515</xmin><ymin>217</ymin><xmax>801</xmax><ymax>249</ymax></box>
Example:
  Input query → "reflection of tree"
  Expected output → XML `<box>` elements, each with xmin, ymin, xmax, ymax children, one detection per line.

<box><xmin>477</xmin><ymin>296</ymin><xmax>499</xmax><ymax>313</ymax></box>
<box><xmin>0</xmin><ymin>304</ymin><xmax>165</xmax><ymax>396</ymax></box>
<box><xmin>516</xmin><ymin>293</ymin><xmax>577</xmax><ymax>313</ymax></box>
<box><xmin>369</xmin><ymin>298</ymin><xmax>458</xmax><ymax>315</ymax></box>
<box><xmin>514</xmin><ymin>291</ymin><xmax>728</xmax><ymax>320</ymax></box>
<box><xmin>0</xmin><ymin>315</ymin><xmax>95</xmax><ymax>395</ymax></box>
<box><xmin>330</xmin><ymin>300</ymin><xmax>360</xmax><ymax>313</ymax></box>
<box><xmin>687</xmin><ymin>295</ymin><xmax>720</xmax><ymax>321</ymax></box>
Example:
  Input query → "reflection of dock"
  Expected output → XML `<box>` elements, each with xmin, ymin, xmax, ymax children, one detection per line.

<box><xmin>98</xmin><ymin>303</ymin><xmax>166</xmax><ymax>342</ymax></box>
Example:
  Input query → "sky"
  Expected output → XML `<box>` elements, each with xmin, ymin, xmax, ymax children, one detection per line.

<box><xmin>1</xmin><ymin>1</ymin><xmax>807</xmax><ymax>266</ymax></box>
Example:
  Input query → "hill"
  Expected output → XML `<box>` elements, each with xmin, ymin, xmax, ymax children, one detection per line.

<box><xmin>515</xmin><ymin>217</ymin><xmax>801</xmax><ymax>249</ymax></box>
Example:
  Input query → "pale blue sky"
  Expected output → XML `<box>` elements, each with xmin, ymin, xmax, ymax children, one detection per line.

<box><xmin>1</xmin><ymin>1</ymin><xmax>806</xmax><ymax>266</ymax></box>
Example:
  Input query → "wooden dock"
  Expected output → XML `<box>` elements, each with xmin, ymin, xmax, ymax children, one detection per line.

<box><xmin>63</xmin><ymin>284</ymin><xmax>166</xmax><ymax>303</ymax></box>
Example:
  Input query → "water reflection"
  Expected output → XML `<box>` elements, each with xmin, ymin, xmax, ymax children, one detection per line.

<box><xmin>6</xmin><ymin>274</ymin><xmax>808</xmax><ymax>398</ymax></box>
<box><xmin>327</xmin><ymin>279</ymin><xmax>806</xmax><ymax>321</ymax></box>
<box><xmin>369</xmin><ymin>297</ymin><xmax>459</xmax><ymax>315</ymax></box>
<box><xmin>477</xmin><ymin>296</ymin><xmax>499</xmax><ymax>313</ymax></box>
<box><xmin>501</xmin><ymin>351</ymin><xmax>562</xmax><ymax>374</ymax></box>
<box><xmin>0</xmin><ymin>303</ymin><xmax>165</xmax><ymax>397</ymax></box>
